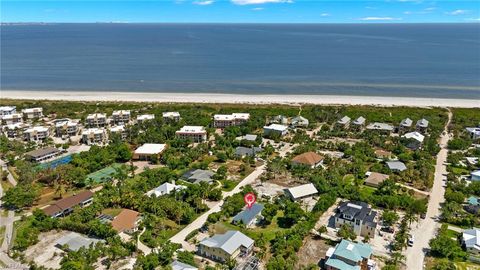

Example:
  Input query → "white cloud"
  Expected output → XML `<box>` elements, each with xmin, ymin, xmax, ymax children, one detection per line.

<box><xmin>359</xmin><ymin>17</ymin><xmax>402</xmax><ymax>21</ymax></box>
<box><xmin>404</xmin><ymin>7</ymin><xmax>436</xmax><ymax>15</ymax></box>
<box><xmin>320</xmin><ymin>13</ymin><xmax>330</xmax><ymax>17</ymax></box>
<box><xmin>252</xmin><ymin>7</ymin><xmax>264</xmax><ymax>11</ymax></box>
<box><xmin>403</xmin><ymin>11</ymin><xmax>412</xmax><ymax>15</ymax></box>
<box><xmin>193</xmin><ymin>0</ymin><xmax>214</xmax><ymax>5</ymax></box>
<box><xmin>231</xmin><ymin>0</ymin><xmax>293</xmax><ymax>5</ymax></box>
<box><xmin>445</xmin><ymin>9</ymin><xmax>470</xmax><ymax>15</ymax></box>
<box><xmin>424</xmin><ymin>7</ymin><xmax>436</xmax><ymax>11</ymax></box>
<box><xmin>466</xmin><ymin>18</ymin><xmax>480</xmax><ymax>21</ymax></box>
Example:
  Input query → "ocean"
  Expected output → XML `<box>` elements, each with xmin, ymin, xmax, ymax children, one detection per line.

<box><xmin>1</xmin><ymin>23</ymin><xmax>479</xmax><ymax>98</ymax></box>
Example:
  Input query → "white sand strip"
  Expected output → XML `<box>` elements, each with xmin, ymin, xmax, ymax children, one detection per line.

<box><xmin>1</xmin><ymin>90</ymin><xmax>479</xmax><ymax>108</ymax></box>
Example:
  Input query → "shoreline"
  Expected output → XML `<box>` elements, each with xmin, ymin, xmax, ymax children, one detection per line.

<box><xmin>1</xmin><ymin>90</ymin><xmax>479</xmax><ymax>108</ymax></box>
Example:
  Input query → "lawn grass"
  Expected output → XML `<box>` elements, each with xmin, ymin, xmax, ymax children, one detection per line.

<box><xmin>102</xmin><ymin>208</ymin><xmax>123</xmax><ymax>217</ymax></box>
<box><xmin>449</xmin><ymin>166</ymin><xmax>471</xmax><ymax>175</ymax></box>
<box><xmin>0</xmin><ymin>226</ymin><xmax>6</xmax><ymax>246</ymax></box>
<box><xmin>1</xmin><ymin>180</ymin><xmax>14</xmax><ymax>192</ymax></box>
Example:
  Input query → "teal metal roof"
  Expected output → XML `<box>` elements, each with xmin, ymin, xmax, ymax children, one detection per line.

<box><xmin>468</xmin><ymin>196</ymin><xmax>479</xmax><ymax>206</ymax></box>
<box><xmin>333</xmin><ymin>239</ymin><xmax>372</xmax><ymax>262</ymax></box>
<box><xmin>325</xmin><ymin>258</ymin><xmax>360</xmax><ymax>270</ymax></box>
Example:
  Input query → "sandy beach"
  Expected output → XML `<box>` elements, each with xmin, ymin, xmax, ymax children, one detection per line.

<box><xmin>1</xmin><ymin>90</ymin><xmax>479</xmax><ymax>108</ymax></box>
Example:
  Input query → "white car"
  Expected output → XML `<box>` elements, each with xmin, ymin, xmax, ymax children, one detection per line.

<box><xmin>408</xmin><ymin>235</ymin><xmax>414</xmax><ymax>246</ymax></box>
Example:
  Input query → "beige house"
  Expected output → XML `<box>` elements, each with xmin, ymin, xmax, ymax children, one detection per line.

<box><xmin>55</xmin><ymin>119</ymin><xmax>79</xmax><ymax>137</ymax></box>
<box><xmin>22</xmin><ymin>107</ymin><xmax>43</xmax><ymax>119</ymax></box>
<box><xmin>176</xmin><ymin>126</ymin><xmax>207</xmax><ymax>142</ymax></box>
<box><xmin>213</xmin><ymin>113</ymin><xmax>250</xmax><ymax>128</ymax></box>
<box><xmin>133</xmin><ymin>143</ymin><xmax>167</xmax><ymax>160</ymax></box>
<box><xmin>111</xmin><ymin>209</ymin><xmax>141</xmax><ymax>234</ymax></box>
<box><xmin>24</xmin><ymin>126</ymin><xmax>50</xmax><ymax>141</ymax></box>
<box><xmin>334</xmin><ymin>201</ymin><xmax>377</xmax><ymax>238</ymax></box>
<box><xmin>198</xmin><ymin>230</ymin><xmax>254</xmax><ymax>262</ymax></box>
<box><xmin>364</xmin><ymin>172</ymin><xmax>389</xmax><ymax>188</ymax></box>
<box><xmin>163</xmin><ymin>112</ymin><xmax>181</xmax><ymax>122</ymax></box>
<box><xmin>82</xmin><ymin>128</ymin><xmax>107</xmax><ymax>145</ymax></box>
<box><xmin>112</xmin><ymin>110</ymin><xmax>131</xmax><ymax>125</ymax></box>
<box><xmin>86</xmin><ymin>113</ymin><xmax>107</xmax><ymax>127</ymax></box>
<box><xmin>136</xmin><ymin>114</ymin><xmax>155</xmax><ymax>124</ymax></box>
<box><xmin>109</xmin><ymin>125</ymin><xmax>127</xmax><ymax>140</ymax></box>
<box><xmin>1</xmin><ymin>113</ymin><xmax>23</xmax><ymax>125</ymax></box>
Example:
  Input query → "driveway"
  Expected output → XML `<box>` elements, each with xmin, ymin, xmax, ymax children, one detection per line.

<box><xmin>405</xmin><ymin>109</ymin><xmax>452</xmax><ymax>270</ymax></box>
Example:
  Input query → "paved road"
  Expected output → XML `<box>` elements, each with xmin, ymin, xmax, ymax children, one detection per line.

<box><xmin>405</xmin><ymin>109</ymin><xmax>452</xmax><ymax>270</ymax></box>
<box><xmin>0</xmin><ymin>159</ymin><xmax>18</xmax><ymax>187</ymax></box>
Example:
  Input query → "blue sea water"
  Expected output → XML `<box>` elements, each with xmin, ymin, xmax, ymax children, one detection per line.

<box><xmin>1</xmin><ymin>23</ymin><xmax>479</xmax><ymax>98</ymax></box>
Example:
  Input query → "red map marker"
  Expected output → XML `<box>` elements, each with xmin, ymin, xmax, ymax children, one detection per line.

<box><xmin>244</xmin><ymin>192</ymin><xmax>256</xmax><ymax>209</ymax></box>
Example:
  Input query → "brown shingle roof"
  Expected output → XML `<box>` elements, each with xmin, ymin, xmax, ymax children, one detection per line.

<box><xmin>43</xmin><ymin>190</ymin><xmax>93</xmax><ymax>216</ymax></box>
<box><xmin>111</xmin><ymin>209</ymin><xmax>140</xmax><ymax>233</ymax></box>
<box><xmin>374</xmin><ymin>149</ymin><xmax>392</xmax><ymax>158</ymax></box>
<box><xmin>292</xmin><ymin>152</ymin><xmax>324</xmax><ymax>166</ymax></box>
<box><xmin>364</xmin><ymin>172</ymin><xmax>389</xmax><ymax>187</ymax></box>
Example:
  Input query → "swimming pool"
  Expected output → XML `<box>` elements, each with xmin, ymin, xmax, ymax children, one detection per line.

<box><xmin>38</xmin><ymin>154</ymin><xmax>73</xmax><ymax>170</ymax></box>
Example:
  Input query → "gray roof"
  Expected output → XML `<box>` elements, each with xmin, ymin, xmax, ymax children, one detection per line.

<box><xmin>56</xmin><ymin>232</ymin><xmax>103</xmax><ymax>252</ymax></box>
<box><xmin>366</xmin><ymin>122</ymin><xmax>394</xmax><ymax>131</ymax></box>
<box><xmin>400</xmin><ymin>118</ymin><xmax>413</xmax><ymax>127</ymax></box>
<box><xmin>416</xmin><ymin>118</ymin><xmax>429</xmax><ymax>128</ymax></box>
<box><xmin>386</xmin><ymin>160</ymin><xmax>407</xmax><ymax>172</ymax></box>
<box><xmin>353</xmin><ymin>116</ymin><xmax>366</xmax><ymax>125</ymax></box>
<box><xmin>200</xmin><ymin>230</ymin><xmax>254</xmax><ymax>255</ymax></box>
<box><xmin>235</xmin><ymin>146</ymin><xmax>262</xmax><ymax>157</ymax></box>
<box><xmin>25</xmin><ymin>147</ymin><xmax>60</xmax><ymax>159</ymax></box>
<box><xmin>291</xmin><ymin>116</ymin><xmax>309</xmax><ymax>126</ymax></box>
<box><xmin>182</xmin><ymin>169</ymin><xmax>214</xmax><ymax>184</ymax></box>
<box><xmin>172</xmin><ymin>260</ymin><xmax>198</xmax><ymax>270</ymax></box>
<box><xmin>335</xmin><ymin>201</ymin><xmax>377</xmax><ymax>228</ymax></box>
<box><xmin>463</xmin><ymin>228</ymin><xmax>480</xmax><ymax>251</ymax></box>
<box><xmin>337</xmin><ymin>116</ymin><xmax>351</xmax><ymax>125</ymax></box>
<box><xmin>242</xmin><ymin>134</ymin><xmax>257</xmax><ymax>141</ymax></box>
<box><xmin>232</xmin><ymin>203</ymin><xmax>264</xmax><ymax>225</ymax></box>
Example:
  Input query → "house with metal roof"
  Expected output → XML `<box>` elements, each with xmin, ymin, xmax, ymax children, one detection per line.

<box><xmin>337</xmin><ymin>116</ymin><xmax>351</xmax><ymax>128</ymax></box>
<box><xmin>324</xmin><ymin>239</ymin><xmax>376</xmax><ymax>270</ymax></box>
<box><xmin>56</xmin><ymin>232</ymin><xmax>104</xmax><ymax>252</ymax></box>
<box><xmin>285</xmin><ymin>183</ymin><xmax>318</xmax><ymax>201</ymax></box>
<box><xmin>236</xmin><ymin>134</ymin><xmax>258</xmax><ymax>142</ymax></box>
<box><xmin>399</xmin><ymin>118</ymin><xmax>413</xmax><ymax>133</ymax></box>
<box><xmin>466</xmin><ymin>127</ymin><xmax>480</xmax><ymax>140</ymax></box>
<box><xmin>146</xmin><ymin>182</ymin><xmax>186</xmax><ymax>197</ymax></box>
<box><xmin>232</xmin><ymin>203</ymin><xmax>264</xmax><ymax>227</ymax></box>
<box><xmin>291</xmin><ymin>115</ymin><xmax>309</xmax><ymax>128</ymax></box>
<box><xmin>402</xmin><ymin>131</ymin><xmax>425</xmax><ymax>150</ymax></box>
<box><xmin>366</xmin><ymin>122</ymin><xmax>394</xmax><ymax>134</ymax></box>
<box><xmin>462</xmin><ymin>228</ymin><xmax>480</xmax><ymax>255</ymax></box>
<box><xmin>416</xmin><ymin>118</ymin><xmax>429</xmax><ymax>133</ymax></box>
<box><xmin>234</xmin><ymin>146</ymin><xmax>262</xmax><ymax>158</ymax></box>
<box><xmin>386</xmin><ymin>160</ymin><xmax>407</xmax><ymax>172</ymax></box>
<box><xmin>198</xmin><ymin>230</ymin><xmax>254</xmax><ymax>262</ymax></box>
<box><xmin>263</xmin><ymin>124</ymin><xmax>288</xmax><ymax>137</ymax></box>
<box><xmin>352</xmin><ymin>116</ymin><xmax>366</xmax><ymax>128</ymax></box>
<box><xmin>171</xmin><ymin>260</ymin><xmax>198</xmax><ymax>270</ymax></box>
<box><xmin>133</xmin><ymin>143</ymin><xmax>167</xmax><ymax>161</ymax></box>
<box><xmin>333</xmin><ymin>201</ymin><xmax>377</xmax><ymax>238</ymax></box>
<box><xmin>25</xmin><ymin>147</ymin><xmax>62</xmax><ymax>163</ymax></box>
<box><xmin>182</xmin><ymin>169</ymin><xmax>214</xmax><ymax>184</ymax></box>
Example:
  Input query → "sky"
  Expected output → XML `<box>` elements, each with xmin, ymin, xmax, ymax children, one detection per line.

<box><xmin>1</xmin><ymin>0</ymin><xmax>480</xmax><ymax>23</ymax></box>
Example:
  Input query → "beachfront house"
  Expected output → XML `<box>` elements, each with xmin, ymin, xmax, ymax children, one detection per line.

<box><xmin>82</xmin><ymin>128</ymin><xmax>107</xmax><ymax>145</ymax></box>
<box><xmin>232</xmin><ymin>203</ymin><xmax>264</xmax><ymax>227</ymax></box>
<box><xmin>291</xmin><ymin>115</ymin><xmax>309</xmax><ymax>128</ymax></box>
<box><xmin>136</xmin><ymin>114</ymin><xmax>155</xmax><ymax>124</ymax></box>
<box><xmin>0</xmin><ymin>106</ymin><xmax>16</xmax><ymax>117</ymax></box>
<box><xmin>22</xmin><ymin>107</ymin><xmax>43</xmax><ymax>119</ymax></box>
<box><xmin>198</xmin><ymin>230</ymin><xmax>254</xmax><ymax>262</ymax></box>
<box><xmin>336</xmin><ymin>116</ymin><xmax>351</xmax><ymax>128</ymax></box>
<box><xmin>54</xmin><ymin>119</ymin><xmax>79</xmax><ymax>137</ymax></box>
<box><xmin>466</xmin><ymin>127</ymin><xmax>480</xmax><ymax>140</ymax></box>
<box><xmin>324</xmin><ymin>239</ymin><xmax>377</xmax><ymax>270</ymax></box>
<box><xmin>352</xmin><ymin>116</ymin><xmax>366</xmax><ymax>129</ymax></box>
<box><xmin>263</xmin><ymin>124</ymin><xmax>288</xmax><ymax>137</ymax></box>
<box><xmin>86</xmin><ymin>113</ymin><xmax>107</xmax><ymax>127</ymax></box>
<box><xmin>333</xmin><ymin>201</ymin><xmax>377</xmax><ymax>238</ymax></box>
<box><xmin>133</xmin><ymin>143</ymin><xmax>167</xmax><ymax>161</ymax></box>
<box><xmin>364</xmin><ymin>172</ymin><xmax>389</xmax><ymax>188</ymax></box>
<box><xmin>146</xmin><ymin>181</ymin><xmax>186</xmax><ymax>197</ymax></box>
<box><xmin>366</xmin><ymin>122</ymin><xmax>394</xmax><ymax>134</ymax></box>
<box><xmin>386</xmin><ymin>160</ymin><xmax>407</xmax><ymax>172</ymax></box>
<box><xmin>109</xmin><ymin>125</ymin><xmax>127</xmax><ymax>140</ymax></box>
<box><xmin>163</xmin><ymin>111</ymin><xmax>181</xmax><ymax>122</ymax></box>
<box><xmin>24</xmin><ymin>126</ymin><xmax>50</xmax><ymax>142</ymax></box>
<box><xmin>43</xmin><ymin>190</ymin><xmax>94</xmax><ymax>218</ymax></box>
<box><xmin>176</xmin><ymin>126</ymin><xmax>207</xmax><ymax>142</ymax></box>
<box><xmin>1</xmin><ymin>113</ymin><xmax>23</xmax><ymax>125</ymax></box>
<box><xmin>462</xmin><ymin>228</ymin><xmax>480</xmax><ymax>255</ymax></box>
<box><xmin>270</xmin><ymin>115</ymin><xmax>289</xmax><ymax>125</ymax></box>
<box><xmin>4</xmin><ymin>123</ymin><xmax>25</xmax><ymax>138</ymax></box>
<box><xmin>213</xmin><ymin>113</ymin><xmax>250</xmax><ymax>128</ymax></box>
<box><xmin>285</xmin><ymin>183</ymin><xmax>318</xmax><ymax>201</ymax></box>
<box><xmin>111</xmin><ymin>110</ymin><xmax>131</xmax><ymax>125</ymax></box>
<box><xmin>25</xmin><ymin>147</ymin><xmax>62</xmax><ymax>163</ymax></box>
<box><xmin>111</xmin><ymin>209</ymin><xmax>141</xmax><ymax>234</ymax></box>
<box><xmin>402</xmin><ymin>131</ymin><xmax>425</xmax><ymax>150</ymax></box>
<box><xmin>399</xmin><ymin>118</ymin><xmax>413</xmax><ymax>133</ymax></box>
<box><xmin>291</xmin><ymin>152</ymin><xmax>324</xmax><ymax>169</ymax></box>
<box><xmin>416</xmin><ymin>118</ymin><xmax>429</xmax><ymax>133</ymax></box>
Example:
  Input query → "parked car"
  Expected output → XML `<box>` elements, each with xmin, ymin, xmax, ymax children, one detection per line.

<box><xmin>408</xmin><ymin>235</ymin><xmax>414</xmax><ymax>246</ymax></box>
<box><xmin>420</xmin><ymin>213</ymin><xmax>426</xmax><ymax>219</ymax></box>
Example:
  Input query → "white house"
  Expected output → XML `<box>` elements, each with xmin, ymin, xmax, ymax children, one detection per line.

<box><xmin>0</xmin><ymin>106</ymin><xmax>16</xmax><ymax>117</ymax></box>
<box><xmin>55</xmin><ymin>119</ymin><xmax>79</xmax><ymax>137</ymax></box>
<box><xmin>163</xmin><ymin>112</ymin><xmax>181</xmax><ymax>122</ymax></box>
<box><xmin>263</xmin><ymin>124</ymin><xmax>288</xmax><ymax>137</ymax></box>
<box><xmin>402</xmin><ymin>131</ymin><xmax>425</xmax><ymax>150</ymax></box>
<box><xmin>146</xmin><ymin>182</ymin><xmax>186</xmax><ymax>197</ymax></box>
<box><xmin>86</xmin><ymin>113</ymin><xmax>107</xmax><ymax>127</ymax></box>
<box><xmin>213</xmin><ymin>113</ymin><xmax>250</xmax><ymax>128</ymax></box>
<box><xmin>462</xmin><ymin>228</ymin><xmax>480</xmax><ymax>255</ymax></box>
<box><xmin>22</xmin><ymin>107</ymin><xmax>43</xmax><ymax>119</ymax></box>
<box><xmin>1</xmin><ymin>113</ymin><xmax>23</xmax><ymax>125</ymax></box>
<box><xmin>109</xmin><ymin>125</ymin><xmax>127</xmax><ymax>140</ymax></box>
<box><xmin>111</xmin><ymin>110</ymin><xmax>131</xmax><ymax>125</ymax></box>
<box><xmin>82</xmin><ymin>128</ymin><xmax>107</xmax><ymax>145</ymax></box>
<box><xmin>472</xmin><ymin>170</ymin><xmax>480</xmax><ymax>181</ymax></box>
<box><xmin>133</xmin><ymin>143</ymin><xmax>167</xmax><ymax>160</ymax></box>
<box><xmin>136</xmin><ymin>114</ymin><xmax>155</xmax><ymax>124</ymax></box>
<box><xmin>24</xmin><ymin>126</ymin><xmax>50</xmax><ymax>141</ymax></box>
<box><xmin>176</xmin><ymin>126</ymin><xmax>207</xmax><ymax>142</ymax></box>
<box><xmin>285</xmin><ymin>183</ymin><xmax>318</xmax><ymax>201</ymax></box>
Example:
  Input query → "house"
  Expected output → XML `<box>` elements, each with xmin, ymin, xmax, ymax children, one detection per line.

<box><xmin>386</xmin><ymin>161</ymin><xmax>407</xmax><ymax>172</ymax></box>
<box><xmin>462</xmin><ymin>228</ymin><xmax>480</xmax><ymax>255</ymax></box>
<box><xmin>263</xmin><ymin>124</ymin><xmax>288</xmax><ymax>137</ymax></box>
<box><xmin>466</xmin><ymin>127</ymin><xmax>480</xmax><ymax>140</ymax></box>
<box><xmin>334</xmin><ymin>201</ymin><xmax>377</xmax><ymax>238</ymax></box>
<box><xmin>366</xmin><ymin>122</ymin><xmax>394</xmax><ymax>134</ymax></box>
<box><xmin>43</xmin><ymin>190</ymin><xmax>94</xmax><ymax>218</ymax></box>
<box><xmin>54</xmin><ymin>119</ymin><xmax>79</xmax><ymax>137</ymax></box>
<box><xmin>325</xmin><ymin>239</ymin><xmax>376</xmax><ymax>270</ymax></box>
<box><xmin>176</xmin><ymin>126</ymin><xmax>207</xmax><ymax>142</ymax></box>
<box><xmin>24</xmin><ymin>126</ymin><xmax>50</xmax><ymax>141</ymax></box>
<box><xmin>465</xmin><ymin>197</ymin><xmax>480</xmax><ymax>215</ymax></box>
<box><xmin>86</xmin><ymin>113</ymin><xmax>107</xmax><ymax>127</ymax></box>
<box><xmin>466</xmin><ymin>157</ymin><xmax>479</xmax><ymax>166</ymax></box>
<box><xmin>0</xmin><ymin>106</ymin><xmax>16</xmax><ymax>117</ymax></box>
<box><xmin>270</xmin><ymin>115</ymin><xmax>289</xmax><ymax>125</ymax></box>
<box><xmin>236</xmin><ymin>134</ymin><xmax>258</xmax><ymax>142</ymax></box>
<box><xmin>416</xmin><ymin>118</ymin><xmax>429</xmax><ymax>133</ymax></box>
<box><xmin>467</xmin><ymin>196</ymin><xmax>479</xmax><ymax>206</ymax></box>
<box><xmin>232</xmin><ymin>203</ymin><xmax>264</xmax><ymax>227</ymax></box>
<box><xmin>22</xmin><ymin>107</ymin><xmax>43</xmax><ymax>119</ymax></box>
<box><xmin>82</xmin><ymin>128</ymin><xmax>107</xmax><ymax>145</ymax></box>
<box><xmin>234</xmin><ymin>146</ymin><xmax>262</xmax><ymax>158</ymax></box>
<box><xmin>56</xmin><ymin>232</ymin><xmax>103</xmax><ymax>252</ymax></box>
<box><xmin>109</xmin><ymin>125</ymin><xmax>127</xmax><ymax>140</ymax></box>
<box><xmin>25</xmin><ymin>147</ymin><xmax>62</xmax><ymax>162</ymax></box>
<box><xmin>171</xmin><ymin>260</ymin><xmax>198</xmax><ymax>270</ymax></box>
<box><xmin>1</xmin><ymin>113</ymin><xmax>23</xmax><ymax>125</ymax></box>
<box><xmin>337</xmin><ymin>116</ymin><xmax>351</xmax><ymax>128</ymax></box>
<box><xmin>364</xmin><ymin>172</ymin><xmax>389</xmax><ymax>188</ymax></box>
<box><xmin>4</xmin><ymin>123</ymin><xmax>25</xmax><ymax>138</ymax></box>
<box><xmin>352</xmin><ymin>116</ymin><xmax>366</xmax><ymax>128</ymax></box>
<box><xmin>402</xmin><ymin>131</ymin><xmax>425</xmax><ymax>150</ymax></box>
<box><xmin>291</xmin><ymin>152</ymin><xmax>324</xmax><ymax>168</ymax></box>
<box><xmin>399</xmin><ymin>118</ymin><xmax>413</xmax><ymax>133</ymax></box>
<box><xmin>213</xmin><ymin>113</ymin><xmax>250</xmax><ymax>128</ymax></box>
<box><xmin>133</xmin><ymin>143</ymin><xmax>167</xmax><ymax>161</ymax></box>
<box><xmin>163</xmin><ymin>111</ymin><xmax>181</xmax><ymax>122</ymax></box>
<box><xmin>136</xmin><ymin>114</ymin><xmax>155</xmax><ymax>124</ymax></box>
<box><xmin>374</xmin><ymin>149</ymin><xmax>392</xmax><ymax>160</ymax></box>
<box><xmin>111</xmin><ymin>110</ymin><xmax>131</xmax><ymax>125</ymax></box>
<box><xmin>111</xmin><ymin>209</ymin><xmax>141</xmax><ymax>234</ymax></box>
<box><xmin>291</xmin><ymin>116</ymin><xmax>309</xmax><ymax>128</ymax></box>
<box><xmin>182</xmin><ymin>169</ymin><xmax>214</xmax><ymax>184</ymax></box>
<box><xmin>198</xmin><ymin>230</ymin><xmax>254</xmax><ymax>262</ymax></box>
<box><xmin>471</xmin><ymin>170</ymin><xmax>480</xmax><ymax>181</ymax></box>
<box><xmin>146</xmin><ymin>182</ymin><xmax>186</xmax><ymax>197</ymax></box>
<box><xmin>285</xmin><ymin>183</ymin><xmax>318</xmax><ymax>201</ymax></box>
